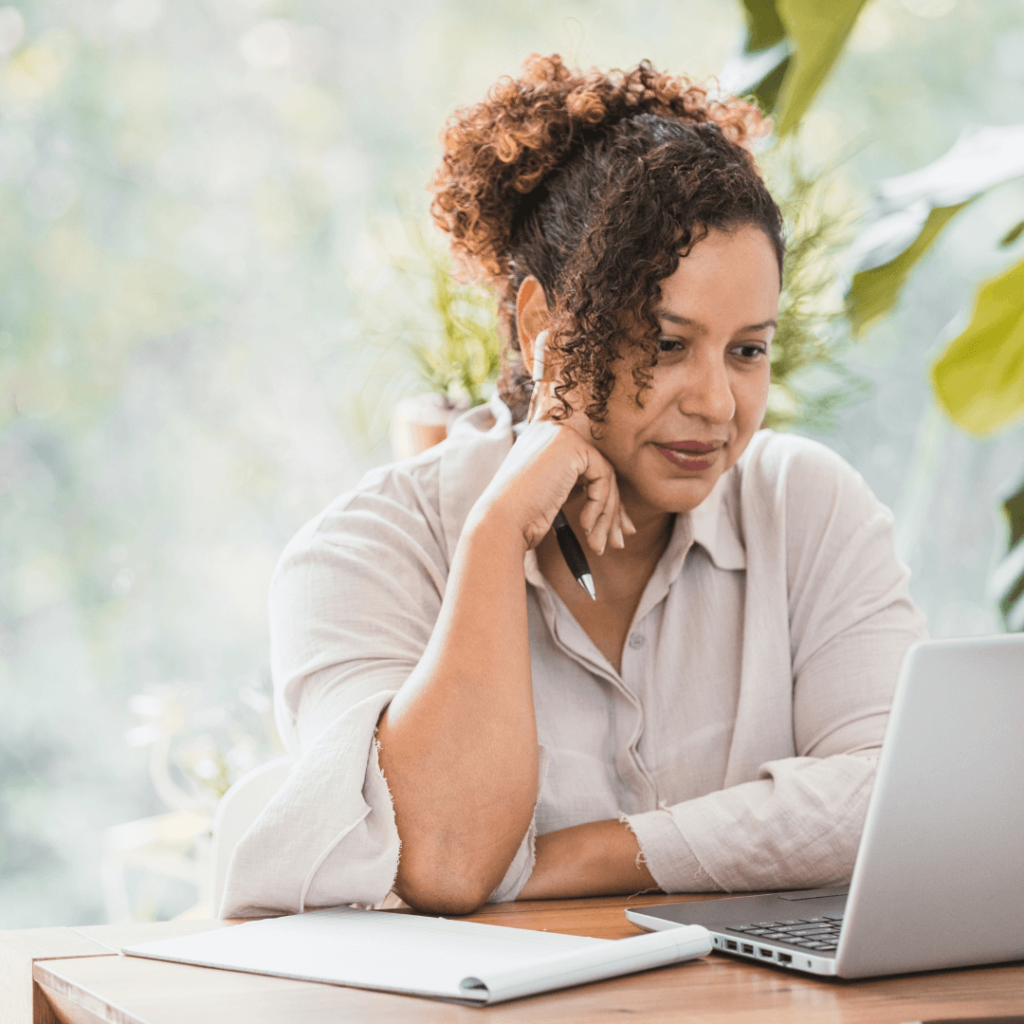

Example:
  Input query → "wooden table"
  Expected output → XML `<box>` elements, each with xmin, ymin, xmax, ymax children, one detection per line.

<box><xmin>4</xmin><ymin>893</ymin><xmax>1023</xmax><ymax>1024</ymax></box>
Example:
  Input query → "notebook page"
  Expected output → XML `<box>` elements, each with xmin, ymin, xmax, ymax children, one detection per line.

<box><xmin>124</xmin><ymin>906</ymin><xmax>604</xmax><ymax>1001</ymax></box>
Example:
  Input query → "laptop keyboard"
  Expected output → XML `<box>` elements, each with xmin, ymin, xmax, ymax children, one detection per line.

<box><xmin>726</xmin><ymin>913</ymin><xmax>843</xmax><ymax>953</ymax></box>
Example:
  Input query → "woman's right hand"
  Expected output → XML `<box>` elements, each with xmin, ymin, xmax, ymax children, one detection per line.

<box><xmin>471</xmin><ymin>372</ymin><xmax>632</xmax><ymax>555</ymax></box>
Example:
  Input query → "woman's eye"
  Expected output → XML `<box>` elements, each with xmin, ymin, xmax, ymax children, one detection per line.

<box><xmin>733</xmin><ymin>343</ymin><xmax>768</xmax><ymax>360</ymax></box>
<box><xmin>657</xmin><ymin>337</ymin><xmax>685</xmax><ymax>354</ymax></box>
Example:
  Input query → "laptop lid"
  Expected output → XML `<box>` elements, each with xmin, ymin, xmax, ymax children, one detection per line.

<box><xmin>835</xmin><ymin>634</ymin><xmax>1024</xmax><ymax>977</ymax></box>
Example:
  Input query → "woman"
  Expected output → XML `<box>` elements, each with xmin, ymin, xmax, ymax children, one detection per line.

<box><xmin>221</xmin><ymin>56</ymin><xmax>926</xmax><ymax>919</ymax></box>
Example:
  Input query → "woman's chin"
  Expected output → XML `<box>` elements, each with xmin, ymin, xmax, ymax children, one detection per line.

<box><xmin>630</xmin><ymin>475</ymin><xmax>723</xmax><ymax>516</ymax></box>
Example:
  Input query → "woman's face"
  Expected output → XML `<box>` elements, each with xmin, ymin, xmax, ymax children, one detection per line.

<box><xmin>585</xmin><ymin>224</ymin><xmax>779</xmax><ymax>519</ymax></box>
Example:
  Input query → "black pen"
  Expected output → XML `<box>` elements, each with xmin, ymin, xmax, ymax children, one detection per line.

<box><xmin>552</xmin><ymin>510</ymin><xmax>596</xmax><ymax>600</ymax></box>
<box><xmin>531</xmin><ymin>330</ymin><xmax>597</xmax><ymax>602</ymax></box>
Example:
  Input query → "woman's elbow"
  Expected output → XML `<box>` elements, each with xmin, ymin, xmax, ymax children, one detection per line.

<box><xmin>394</xmin><ymin>870</ymin><xmax>493</xmax><ymax>916</ymax></box>
<box><xmin>392</xmin><ymin>842</ymin><xmax>507</xmax><ymax>915</ymax></box>
<box><xmin>388</xmin><ymin>809</ymin><xmax>531</xmax><ymax>915</ymax></box>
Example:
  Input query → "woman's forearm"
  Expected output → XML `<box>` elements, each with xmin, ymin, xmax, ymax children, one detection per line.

<box><xmin>376</xmin><ymin>410</ymin><xmax>627</xmax><ymax>915</ymax></box>
<box><xmin>516</xmin><ymin>819</ymin><xmax>659</xmax><ymax>901</ymax></box>
<box><xmin>376</xmin><ymin>511</ymin><xmax>539</xmax><ymax>914</ymax></box>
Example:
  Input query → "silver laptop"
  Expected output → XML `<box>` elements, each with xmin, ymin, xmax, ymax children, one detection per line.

<box><xmin>625</xmin><ymin>634</ymin><xmax>1024</xmax><ymax>978</ymax></box>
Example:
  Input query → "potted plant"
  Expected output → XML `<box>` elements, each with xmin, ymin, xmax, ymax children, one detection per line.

<box><xmin>388</xmin><ymin>231</ymin><xmax>503</xmax><ymax>460</ymax></box>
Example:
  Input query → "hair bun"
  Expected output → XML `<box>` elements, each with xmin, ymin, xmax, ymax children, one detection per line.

<box><xmin>429</xmin><ymin>54</ymin><xmax>767</xmax><ymax>284</ymax></box>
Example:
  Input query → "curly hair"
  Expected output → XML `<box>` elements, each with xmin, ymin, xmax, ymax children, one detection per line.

<box><xmin>429</xmin><ymin>54</ymin><xmax>784</xmax><ymax>422</ymax></box>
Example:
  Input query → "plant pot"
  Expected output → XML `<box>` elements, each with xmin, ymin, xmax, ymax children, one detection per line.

<box><xmin>390</xmin><ymin>393</ymin><xmax>470</xmax><ymax>460</ymax></box>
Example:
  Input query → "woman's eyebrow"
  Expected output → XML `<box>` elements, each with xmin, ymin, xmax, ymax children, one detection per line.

<box><xmin>655</xmin><ymin>310</ymin><xmax>778</xmax><ymax>332</ymax></box>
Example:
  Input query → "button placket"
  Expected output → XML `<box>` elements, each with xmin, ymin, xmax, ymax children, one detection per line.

<box><xmin>529</xmin><ymin>578</ymin><xmax>660</xmax><ymax>810</ymax></box>
<box><xmin>619</xmin><ymin>623</ymin><xmax>658</xmax><ymax>810</ymax></box>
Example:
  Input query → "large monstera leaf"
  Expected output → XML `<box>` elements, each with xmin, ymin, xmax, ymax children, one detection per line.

<box><xmin>845</xmin><ymin>202</ymin><xmax>969</xmax><ymax>337</ymax></box>
<box><xmin>930</xmin><ymin>253</ymin><xmax>1024</xmax><ymax>631</ymax></box>
<box><xmin>845</xmin><ymin>123</ymin><xmax>1024</xmax><ymax>336</ymax></box>
<box><xmin>843</xmin><ymin>123</ymin><xmax>1024</xmax><ymax>631</ymax></box>
<box><xmin>723</xmin><ymin>0</ymin><xmax>870</xmax><ymax>134</ymax></box>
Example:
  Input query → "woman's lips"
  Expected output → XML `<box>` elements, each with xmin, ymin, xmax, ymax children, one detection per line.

<box><xmin>655</xmin><ymin>441</ymin><xmax>723</xmax><ymax>471</ymax></box>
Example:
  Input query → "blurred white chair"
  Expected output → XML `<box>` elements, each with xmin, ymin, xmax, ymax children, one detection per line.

<box><xmin>209</xmin><ymin>756</ymin><xmax>294</xmax><ymax>917</ymax></box>
<box><xmin>102</xmin><ymin>810</ymin><xmax>212</xmax><ymax>923</ymax></box>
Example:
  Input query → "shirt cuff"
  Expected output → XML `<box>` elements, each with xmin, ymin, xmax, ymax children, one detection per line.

<box><xmin>623</xmin><ymin>808</ymin><xmax>720</xmax><ymax>894</ymax></box>
<box><xmin>487</xmin><ymin>817</ymin><xmax>537</xmax><ymax>902</ymax></box>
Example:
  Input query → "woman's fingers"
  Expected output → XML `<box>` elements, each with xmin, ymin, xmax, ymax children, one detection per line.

<box><xmin>611</xmin><ymin>518</ymin><xmax>625</xmax><ymax>551</ymax></box>
<box><xmin>493</xmin><ymin>416</ymin><xmax>631</xmax><ymax>557</ymax></box>
<box><xmin>578</xmin><ymin>471</ymin><xmax>608</xmax><ymax>531</ymax></box>
<box><xmin>620</xmin><ymin>506</ymin><xmax>637</xmax><ymax>536</ymax></box>
<box><xmin>577</xmin><ymin>458</ymin><xmax>622</xmax><ymax>556</ymax></box>
<box><xmin>519</xmin><ymin>335</ymin><xmax>632</xmax><ymax>557</ymax></box>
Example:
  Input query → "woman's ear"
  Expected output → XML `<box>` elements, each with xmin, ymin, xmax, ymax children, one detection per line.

<box><xmin>516</xmin><ymin>276</ymin><xmax>551</xmax><ymax>371</ymax></box>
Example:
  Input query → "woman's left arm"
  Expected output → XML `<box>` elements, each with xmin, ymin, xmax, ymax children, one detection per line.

<box><xmin>516</xmin><ymin>439</ymin><xmax>927</xmax><ymax>899</ymax></box>
<box><xmin>619</xmin><ymin>441</ymin><xmax>928</xmax><ymax>894</ymax></box>
<box><xmin>517</xmin><ymin>819</ymin><xmax>658</xmax><ymax>900</ymax></box>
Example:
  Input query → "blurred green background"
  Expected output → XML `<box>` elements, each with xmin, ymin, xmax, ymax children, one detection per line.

<box><xmin>1</xmin><ymin>0</ymin><xmax>1023</xmax><ymax>926</ymax></box>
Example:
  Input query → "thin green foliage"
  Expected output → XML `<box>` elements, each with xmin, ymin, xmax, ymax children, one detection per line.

<box><xmin>393</xmin><ymin>221</ymin><xmax>503</xmax><ymax>408</ymax></box>
<box><xmin>762</xmin><ymin>148</ymin><xmax>867</xmax><ymax>430</ymax></box>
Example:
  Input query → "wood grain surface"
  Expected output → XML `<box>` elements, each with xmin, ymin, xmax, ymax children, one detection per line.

<box><xmin>0</xmin><ymin>928</ymin><xmax>113</xmax><ymax>1024</ymax></box>
<box><xmin>20</xmin><ymin>896</ymin><xmax>1024</xmax><ymax>1024</ymax></box>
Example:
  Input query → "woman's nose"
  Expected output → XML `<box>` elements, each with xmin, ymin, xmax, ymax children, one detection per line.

<box><xmin>679</xmin><ymin>353</ymin><xmax>736</xmax><ymax>423</ymax></box>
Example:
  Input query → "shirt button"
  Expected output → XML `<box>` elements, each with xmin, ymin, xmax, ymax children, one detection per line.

<box><xmin>628</xmin><ymin>633</ymin><xmax>645</xmax><ymax>649</ymax></box>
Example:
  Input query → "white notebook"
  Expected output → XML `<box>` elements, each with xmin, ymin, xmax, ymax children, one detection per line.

<box><xmin>123</xmin><ymin>906</ymin><xmax>711</xmax><ymax>1004</ymax></box>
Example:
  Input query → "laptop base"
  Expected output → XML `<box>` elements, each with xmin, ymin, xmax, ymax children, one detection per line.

<box><xmin>626</xmin><ymin>889</ymin><xmax>849</xmax><ymax>977</ymax></box>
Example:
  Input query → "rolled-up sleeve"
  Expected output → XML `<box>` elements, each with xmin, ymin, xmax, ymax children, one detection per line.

<box><xmin>222</xmin><ymin>463</ymin><xmax>449</xmax><ymax>917</ymax></box>
<box><xmin>221</xmin><ymin>441</ymin><xmax>538</xmax><ymax>916</ymax></box>
<box><xmin>626</xmin><ymin>436</ymin><xmax>927</xmax><ymax>893</ymax></box>
<box><xmin>628</xmin><ymin>753</ymin><xmax>881</xmax><ymax>893</ymax></box>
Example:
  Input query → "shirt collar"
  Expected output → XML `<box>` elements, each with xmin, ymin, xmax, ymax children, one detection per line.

<box><xmin>600</xmin><ymin>464</ymin><xmax>747</xmax><ymax>604</ymax></box>
<box><xmin>688</xmin><ymin>466</ymin><xmax>746</xmax><ymax>571</ymax></box>
<box><xmin>623</xmin><ymin>470</ymin><xmax>744</xmax><ymax>625</ymax></box>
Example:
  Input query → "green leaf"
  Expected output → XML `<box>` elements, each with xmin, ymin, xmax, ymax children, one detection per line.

<box><xmin>930</xmin><ymin>255</ymin><xmax>1024</xmax><ymax>436</ymax></box>
<box><xmin>723</xmin><ymin>0</ymin><xmax>868</xmax><ymax>129</ymax></box>
<box><xmin>738</xmin><ymin>0</ymin><xmax>787</xmax><ymax>50</ymax></box>
<box><xmin>845</xmin><ymin>123</ymin><xmax>1024</xmax><ymax>333</ymax></box>
<box><xmin>750</xmin><ymin>55</ymin><xmax>792</xmax><ymax>116</ymax></box>
<box><xmin>720</xmin><ymin>0</ymin><xmax>792</xmax><ymax>114</ymax></box>
<box><xmin>992</xmin><ymin>476</ymin><xmax>1024</xmax><ymax>632</ymax></box>
<box><xmin>773</xmin><ymin>0</ymin><xmax>871</xmax><ymax>135</ymax></box>
<box><xmin>846</xmin><ymin>202</ymin><xmax>969</xmax><ymax>336</ymax></box>
<box><xmin>1001</xmin><ymin>219</ymin><xmax>1024</xmax><ymax>247</ymax></box>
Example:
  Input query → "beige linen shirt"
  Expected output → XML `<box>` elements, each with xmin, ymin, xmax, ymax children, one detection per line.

<box><xmin>221</xmin><ymin>397</ymin><xmax>927</xmax><ymax>918</ymax></box>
